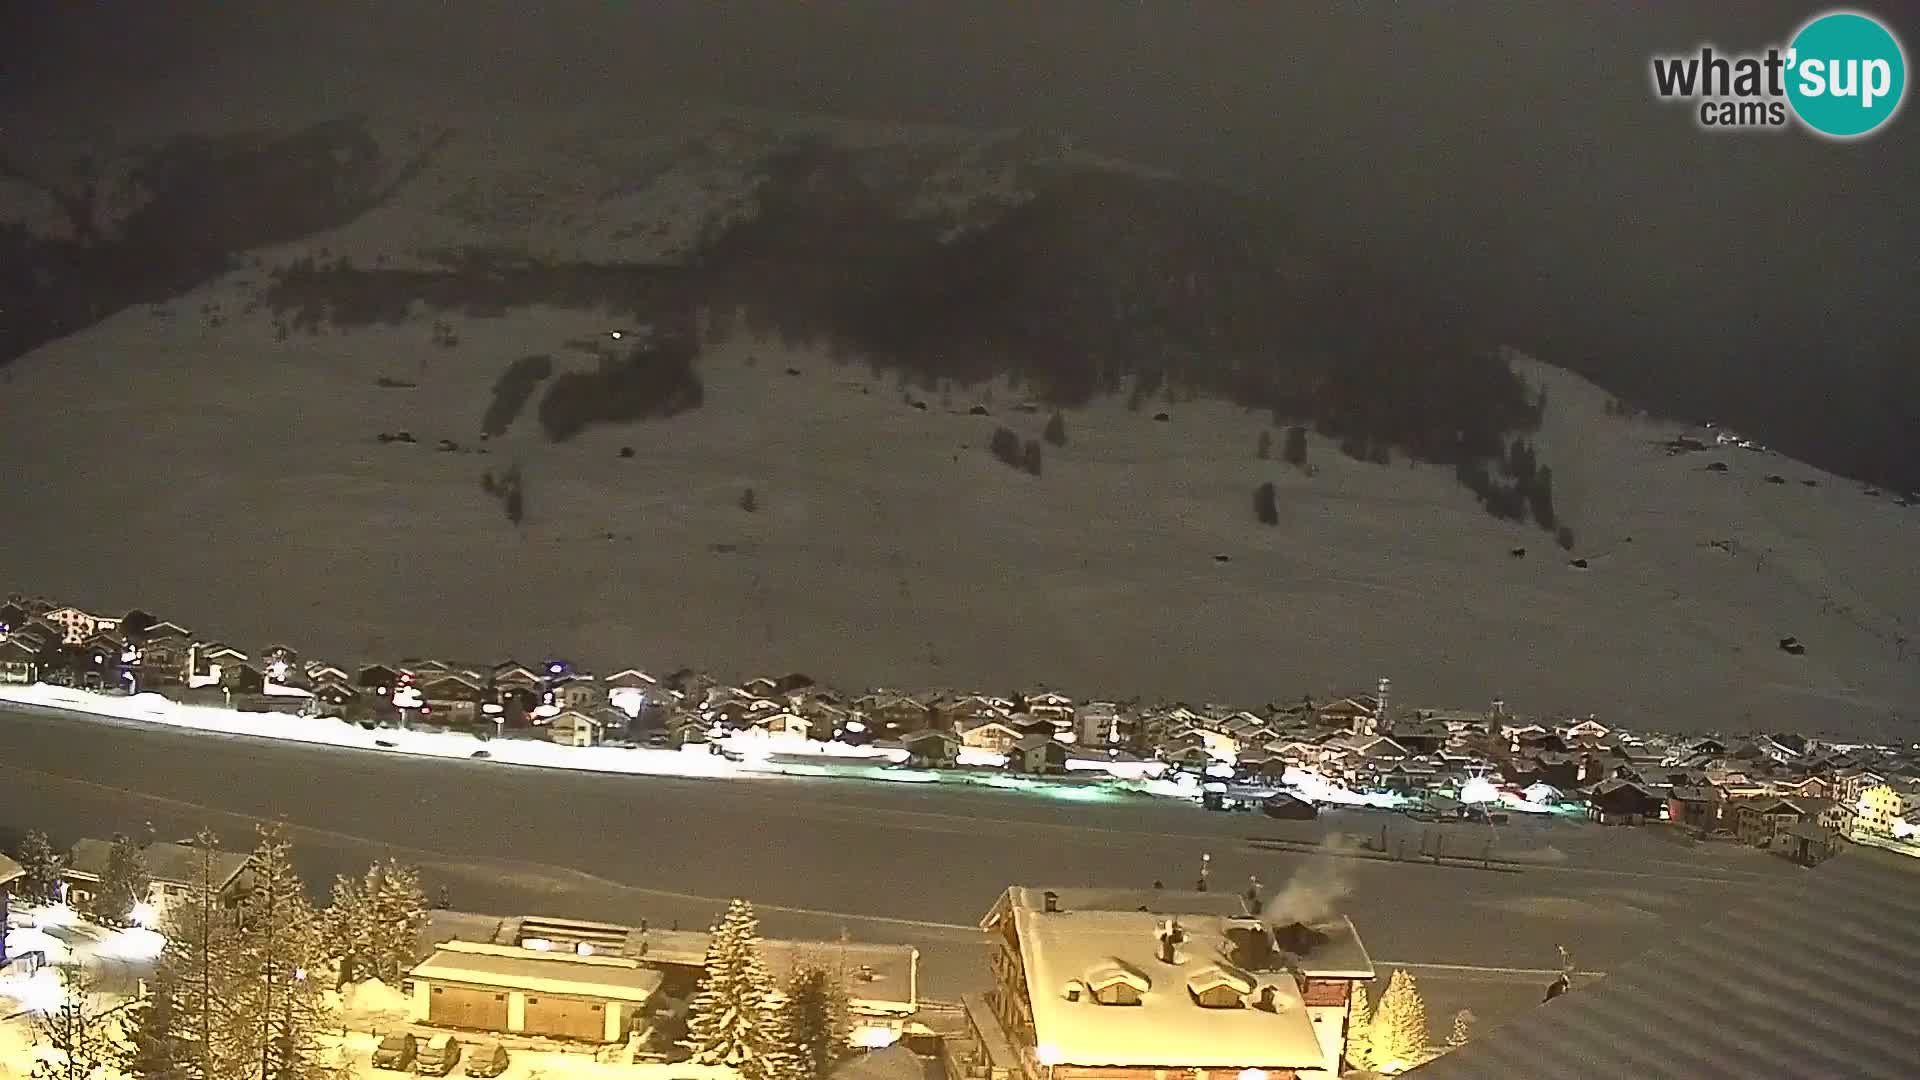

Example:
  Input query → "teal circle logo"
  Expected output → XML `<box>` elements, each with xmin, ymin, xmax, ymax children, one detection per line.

<box><xmin>1786</xmin><ymin>11</ymin><xmax>1907</xmax><ymax>138</ymax></box>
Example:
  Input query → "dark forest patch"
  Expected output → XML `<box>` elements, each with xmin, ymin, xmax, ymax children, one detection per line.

<box><xmin>1</xmin><ymin>115</ymin><xmax>417</xmax><ymax>373</ymax></box>
<box><xmin>481</xmin><ymin>354</ymin><xmax>554</xmax><ymax>437</ymax></box>
<box><xmin>536</xmin><ymin>333</ymin><xmax>704</xmax><ymax>441</ymax></box>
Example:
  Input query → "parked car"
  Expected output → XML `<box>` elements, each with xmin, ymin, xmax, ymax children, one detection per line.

<box><xmin>372</xmin><ymin>1032</ymin><xmax>416</xmax><ymax>1070</ymax></box>
<box><xmin>464</xmin><ymin>1041</ymin><xmax>510</xmax><ymax>1078</ymax></box>
<box><xmin>414</xmin><ymin>1034</ymin><xmax>461</xmax><ymax>1076</ymax></box>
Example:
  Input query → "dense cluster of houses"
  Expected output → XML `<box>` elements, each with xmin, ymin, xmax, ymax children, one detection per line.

<box><xmin>4</xmin><ymin>595</ymin><xmax>1919</xmax><ymax>865</ymax></box>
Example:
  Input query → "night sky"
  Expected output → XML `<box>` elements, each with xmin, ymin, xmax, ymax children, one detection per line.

<box><xmin>5</xmin><ymin>2</ymin><xmax>1914</xmax><ymax>486</ymax></box>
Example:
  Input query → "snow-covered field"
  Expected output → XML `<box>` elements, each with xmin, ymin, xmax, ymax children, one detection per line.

<box><xmin>2</xmin><ymin>109</ymin><xmax>1915</xmax><ymax>737</ymax></box>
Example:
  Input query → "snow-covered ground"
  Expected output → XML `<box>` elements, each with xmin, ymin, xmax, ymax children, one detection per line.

<box><xmin>0</xmin><ymin>684</ymin><xmax>1221</xmax><ymax>803</ymax></box>
<box><xmin>2</xmin><ymin>109</ymin><xmax>1915</xmax><ymax>736</ymax></box>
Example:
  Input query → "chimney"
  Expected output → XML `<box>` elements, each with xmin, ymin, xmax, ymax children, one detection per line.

<box><xmin>1156</xmin><ymin>918</ymin><xmax>1187</xmax><ymax>964</ymax></box>
<box><xmin>1258</xmin><ymin>985</ymin><xmax>1278</xmax><ymax>1012</ymax></box>
<box><xmin>1042</xmin><ymin>890</ymin><xmax>1060</xmax><ymax>914</ymax></box>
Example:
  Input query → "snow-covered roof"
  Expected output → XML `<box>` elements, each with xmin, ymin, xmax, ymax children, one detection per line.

<box><xmin>1011</xmin><ymin>904</ymin><xmax>1326</xmax><ymax>1069</ymax></box>
<box><xmin>410</xmin><ymin>940</ymin><xmax>663</xmax><ymax>1003</ymax></box>
<box><xmin>984</xmin><ymin>887</ymin><xmax>1373</xmax><ymax>979</ymax></box>
<box><xmin>486</xmin><ymin>916</ymin><xmax>917</xmax><ymax>1013</ymax></box>
<box><xmin>982</xmin><ymin>886</ymin><xmax>1252</xmax><ymax>929</ymax></box>
<box><xmin>64</xmin><ymin>838</ymin><xmax>250</xmax><ymax>889</ymax></box>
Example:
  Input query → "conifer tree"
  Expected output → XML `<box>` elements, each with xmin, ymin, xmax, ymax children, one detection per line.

<box><xmin>1371</xmin><ymin>969</ymin><xmax>1430</xmax><ymax>1067</ymax></box>
<box><xmin>148</xmin><ymin>830</ymin><xmax>238</xmax><ymax>1080</ymax></box>
<box><xmin>367</xmin><ymin>860</ymin><xmax>429</xmax><ymax>982</ymax></box>
<box><xmin>1446</xmin><ymin>1008</ymin><xmax>1475</xmax><ymax>1049</ymax></box>
<box><xmin>1344</xmin><ymin>981</ymin><xmax>1374</xmax><ymax>1070</ymax></box>
<box><xmin>16</xmin><ymin>829</ymin><xmax>61</xmax><ymax>904</ymax></box>
<box><xmin>226</xmin><ymin>825</ymin><xmax>332</xmax><ymax>1080</ymax></box>
<box><xmin>682</xmin><ymin>899</ymin><xmax>797</xmax><ymax>1080</ymax></box>
<box><xmin>123</xmin><ymin>973</ymin><xmax>186</xmax><ymax>1080</ymax></box>
<box><xmin>90</xmin><ymin>833</ymin><xmax>150</xmax><ymax>926</ymax></box>
<box><xmin>321</xmin><ymin>871</ymin><xmax>374</xmax><ymax>987</ymax></box>
<box><xmin>783</xmin><ymin>959</ymin><xmax>851</xmax><ymax>1080</ymax></box>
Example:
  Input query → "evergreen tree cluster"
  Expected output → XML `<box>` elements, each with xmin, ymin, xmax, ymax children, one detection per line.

<box><xmin>987</xmin><ymin>427</ymin><xmax>1042</xmax><ymax>476</ymax></box>
<box><xmin>322</xmin><ymin>858</ymin><xmax>430</xmax><ymax>985</ymax></box>
<box><xmin>680</xmin><ymin>900</ymin><xmax>856</xmax><ymax>1080</ymax></box>
<box><xmin>1454</xmin><ymin>436</ymin><xmax>1562</xmax><ymax>534</ymax></box>
<box><xmin>125</xmin><ymin>827</ymin><xmax>340</xmax><ymax>1080</ymax></box>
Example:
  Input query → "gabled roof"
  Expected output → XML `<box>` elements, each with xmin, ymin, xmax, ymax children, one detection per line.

<box><xmin>1184</xmin><ymin>964</ymin><xmax>1255</xmax><ymax>995</ymax></box>
<box><xmin>65</xmin><ymin>839</ymin><xmax>250</xmax><ymax>889</ymax></box>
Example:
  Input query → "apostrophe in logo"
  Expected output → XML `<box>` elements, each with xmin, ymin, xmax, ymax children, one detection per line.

<box><xmin>1649</xmin><ymin>8</ymin><xmax>1907</xmax><ymax>139</ymax></box>
<box><xmin>1785</xmin><ymin>11</ymin><xmax>1907</xmax><ymax>138</ymax></box>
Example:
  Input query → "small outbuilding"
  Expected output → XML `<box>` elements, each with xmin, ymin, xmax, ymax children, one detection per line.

<box><xmin>405</xmin><ymin>940</ymin><xmax>661</xmax><ymax>1043</ymax></box>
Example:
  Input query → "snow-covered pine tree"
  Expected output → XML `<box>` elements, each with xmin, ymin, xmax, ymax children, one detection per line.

<box><xmin>1395</xmin><ymin>970</ymin><xmax>1429</xmax><ymax>1064</ymax></box>
<box><xmin>682</xmin><ymin>899</ymin><xmax>797</xmax><ymax>1080</ymax></box>
<box><xmin>226</xmin><ymin>825</ymin><xmax>332</xmax><ymax>1080</ymax></box>
<box><xmin>1344</xmin><ymin>981</ymin><xmax>1374</xmax><ymax>1070</ymax></box>
<box><xmin>367</xmin><ymin>860</ymin><xmax>429</xmax><ymax>983</ymax></box>
<box><xmin>90</xmin><ymin>833</ymin><xmax>150</xmax><ymax>926</ymax></box>
<box><xmin>1446</xmin><ymin>1008</ymin><xmax>1475</xmax><ymax>1049</ymax></box>
<box><xmin>321</xmin><ymin>870</ymin><xmax>374</xmax><ymax>987</ymax></box>
<box><xmin>153</xmin><ymin>830</ymin><xmax>241</xmax><ymax>1080</ymax></box>
<box><xmin>16</xmin><ymin>829</ymin><xmax>61</xmax><ymax>904</ymax></box>
<box><xmin>1371</xmin><ymin>969</ymin><xmax>1430</xmax><ymax>1068</ymax></box>
<box><xmin>782</xmin><ymin>959</ymin><xmax>851</xmax><ymax>1080</ymax></box>
<box><xmin>30</xmin><ymin>966</ymin><xmax>132</xmax><ymax>1080</ymax></box>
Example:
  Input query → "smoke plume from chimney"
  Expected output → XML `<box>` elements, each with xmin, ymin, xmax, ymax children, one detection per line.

<box><xmin>1261</xmin><ymin>837</ymin><xmax>1356</xmax><ymax>929</ymax></box>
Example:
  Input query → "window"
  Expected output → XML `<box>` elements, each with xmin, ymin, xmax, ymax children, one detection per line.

<box><xmin>527</xmin><ymin>998</ymin><xmax>539</xmax><ymax>1004</ymax></box>
<box><xmin>1190</xmin><ymin>985</ymin><xmax>1243</xmax><ymax>1009</ymax></box>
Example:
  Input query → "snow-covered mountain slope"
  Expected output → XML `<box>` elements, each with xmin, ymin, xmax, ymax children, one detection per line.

<box><xmin>1</xmin><ymin>110</ymin><xmax>1914</xmax><ymax>735</ymax></box>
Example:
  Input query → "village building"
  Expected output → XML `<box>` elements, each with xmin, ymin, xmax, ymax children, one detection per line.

<box><xmin>1584</xmin><ymin>779</ymin><xmax>1665</xmax><ymax>825</ymax></box>
<box><xmin>1854</xmin><ymin>782</ymin><xmax>1912</xmax><ymax>836</ymax></box>
<box><xmin>1666</xmin><ymin>785</ymin><xmax>1726</xmax><ymax>832</ymax></box>
<box><xmin>0</xmin><ymin>639</ymin><xmax>38</xmax><ymax>685</ymax></box>
<box><xmin>966</xmin><ymin>886</ymin><xmax>1374</xmax><ymax>1080</ymax></box>
<box><xmin>61</xmin><ymin>838</ymin><xmax>253</xmax><ymax>921</ymax></box>
<box><xmin>902</xmin><ymin>728</ymin><xmax>962</xmax><ymax>768</ymax></box>
<box><xmin>1012</xmin><ymin>734</ymin><xmax>1070</xmax><ymax>775</ymax></box>
<box><xmin>41</xmin><ymin>607</ymin><xmax>117</xmax><ymax>645</ymax></box>
<box><xmin>406</xmin><ymin>940</ymin><xmax>660</xmax><ymax>1043</ymax></box>
<box><xmin>961</xmin><ymin>719</ymin><xmax>1023</xmax><ymax>755</ymax></box>
<box><xmin>410</xmin><ymin>915</ymin><xmax>918</xmax><ymax>1047</ymax></box>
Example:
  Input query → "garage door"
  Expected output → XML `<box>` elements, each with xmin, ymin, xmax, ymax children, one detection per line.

<box><xmin>522</xmin><ymin>995</ymin><xmax>606</xmax><ymax>1041</ymax></box>
<box><xmin>427</xmin><ymin>985</ymin><xmax>509</xmax><ymax>1031</ymax></box>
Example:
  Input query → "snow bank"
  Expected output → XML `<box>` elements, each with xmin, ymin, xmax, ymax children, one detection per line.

<box><xmin>0</xmin><ymin>684</ymin><xmax>740</xmax><ymax>780</ymax></box>
<box><xmin>0</xmin><ymin>685</ymin><xmax>1200</xmax><ymax>803</ymax></box>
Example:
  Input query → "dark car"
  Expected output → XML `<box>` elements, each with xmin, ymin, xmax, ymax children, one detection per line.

<box><xmin>464</xmin><ymin>1041</ymin><xmax>510</xmax><ymax>1078</ymax></box>
<box><xmin>372</xmin><ymin>1032</ymin><xmax>416</xmax><ymax>1070</ymax></box>
<box><xmin>414</xmin><ymin>1034</ymin><xmax>461</xmax><ymax>1076</ymax></box>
